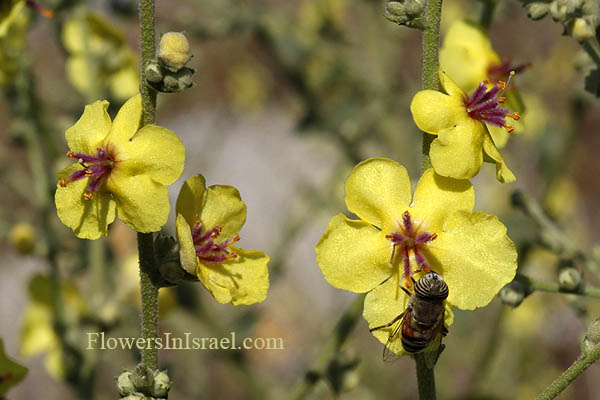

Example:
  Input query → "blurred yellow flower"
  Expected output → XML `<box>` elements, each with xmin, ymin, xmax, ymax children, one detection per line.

<box><xmin>410</xmin><ymin>70</ymin><xmax>517</xmax><ymax>182</ymax></box>
<box><xmin>55</xmin><ymin>94</ymin><xmax>185</xmax><ymax>239</ymax></box>
<box><xmin>62</xmin><ymin>11</ymin><xmax>138</xmax><ymax>101</ymax></box>
<box><xmin>9</xmin><ymin>222</ymin><xmax>36</xmax><ymax>254</ymax></box>
<box><xmin>176</xmin><ymin>175</ymin><xmax>270</xmax><ymax>306</ymax></box>
<box><xmin>0</xmin><ymin>5</ymin><xmax>27</xmax><ymax>87</ymax></box>
<box><xmin>20</xmin><ymin>274</ymin><xmax>86</xmax><ymax>379</ymax></box>
<box><xmin>0</xmin><ymin>0</ymin><xmax>25</xmax><ymax>38</ymax></box>
<box><xmin>316</xmin><ymin>159</ymin><xmax>517</xmax><ymax>352</ymax></box>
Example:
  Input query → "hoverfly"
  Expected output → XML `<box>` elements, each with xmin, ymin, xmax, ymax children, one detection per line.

<box><xmin>370</xmin><ymin>272</ymin><xmax>449</xmax><ymax>366</ymax></box>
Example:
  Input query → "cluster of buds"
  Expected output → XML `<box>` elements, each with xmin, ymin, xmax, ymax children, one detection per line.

<box><xmin>145</xmin><ymin>32</ymin><xmax>195</xmax><ymax>93</ymax></box>
<box><xmin>522</xmin><ymin>0</ymin><xmax>599</xmax><ymax>42</ymax></box>
<box><xmin>116</xmin><ymin>369</ymin><xmax>173</xmax><ymax>399</ymax></box>
<box><xmin>384</xmin><ymin>0</ymin><xmax>426</xmax><ymax>29</ymax></box>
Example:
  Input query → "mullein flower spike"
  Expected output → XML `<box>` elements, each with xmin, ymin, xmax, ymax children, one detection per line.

<box><xmin>316</xmin><ymin>158</ymin><xmax>517</xmax><ymax>355</ymax></box>
<box><xmin>55</xmin><ymin>94</ymin><xmax>185</xmax><ymax>239</ymax></box>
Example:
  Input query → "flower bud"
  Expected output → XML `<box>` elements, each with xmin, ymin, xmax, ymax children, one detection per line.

<box><xmin>9</xmin><ymin>223</ymin><xmax>36</xmax><ymax>255</ymax></box>
<box><xmin>549</xmin><ymin>1</ymin><xmax>568</xmax><ymax>21</ymax></box>
<box><xmin>145</xmin><ymin>60</ymin><xmax>164</xmax><ymax>83</ymax></box>
<box><xmin>581</xmin><ymin>318</ymin><xmax>600</xmax><ymax>355</ymax></box>
<box><xmin>116</xmin><ymin>370</ymin><xmax>136</xmax><ymax>396</ymax></box>
<box><xmin>151</xmin><ymin>370</ymin><xmax>172</xmax><ymax>398</ymax></box>
<box><xmin>558</xmin><ymin>267</ymin><xmax>582</xmax><ymax>291</ymax></box>
<box><xmin>527</xmin><ymin>3</ymin><xmax>549</xmax><ymax>20</ymax></box>
<box><xmin>158</xmin><ymin>32</ymin><xmax>192</xmax><ymax>72</ymax></box>
<box><xmin>500</xmin><ymin>281</ymin><xmax>526</xmax><ymax>307</ymax></box>
<box><xmin>570</xmin><ymin>18</ymin><xmax>595</xmax><ymax>42</ymax></box>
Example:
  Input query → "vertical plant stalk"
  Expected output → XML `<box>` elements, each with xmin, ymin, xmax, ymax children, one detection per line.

<box><xmin>420</xmin><ymin>0</ymin><xmax>443</xmax><ymax>171</ymax></box>
<box><xmin>535</xmin><ymin>344</ymin><xmax>600</xmax><ymax>400</ymax></box>
<box><xmin>416</xmin><ymin>0</ymin><xmax>443</xmax><ymax>398</ymax></box>
<box><xmin>137</xmin><ymin>0</ymin><xmax>159</xmax><ymax>371</ymax></box>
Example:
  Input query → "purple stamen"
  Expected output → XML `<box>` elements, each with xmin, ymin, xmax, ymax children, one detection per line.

<box><xmin>192</xmin><ymin>223</ymin><xmax>239</xmax><ymax>264</ymax></box>
<box><xmin>464</xmin><ymin>80</ymin><xmax>519</xmax><ymax>132</ymax></box>
<box><xmin>60</xmin><ymin>147</ymin><xmax>115</xmax><ymax>199</ymax></box>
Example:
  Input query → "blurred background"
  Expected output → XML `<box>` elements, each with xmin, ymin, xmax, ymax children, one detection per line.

<box><xmin>1</xmin><ymin>0</ymin><xmax>600</xmax><ymax>399</ymax></box>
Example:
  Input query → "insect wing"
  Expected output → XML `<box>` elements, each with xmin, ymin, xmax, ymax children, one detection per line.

<box><xmin>382</xmin><ymin>312</ymin><xmax>408</xmax><ymax>363</ymax></box>
<box><xmin>422</xmin><ymin>310</ymin><xmax>446</xmax><ymax>368</ymax></box>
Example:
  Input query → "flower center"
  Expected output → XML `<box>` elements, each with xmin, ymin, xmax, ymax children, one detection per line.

<box><xmin>192</xmin><ymin>222</ymin><xmax>240</xmax><ymax>263</ymax></box>
<box><xmin>464</xmin><ymin>77</ymin><xmax>520</xmax><ymax>133</ymax></box>
<box><xmin>59</xmin><ymin>147</ymin><xmax>115</xmax><ymax>200</ymax></box>
<box><xmin>385</xmin><ymin>211</ymin><xmax>437</xmax><ymax>289</ymax></box>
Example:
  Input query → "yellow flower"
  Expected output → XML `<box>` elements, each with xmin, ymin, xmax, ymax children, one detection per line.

<box><xmin>439</xmin><ymin>20</ymin><xmax>530</xmax><ymax>148</ymax></box>
<box><xmin>55</xmin><ymin>94</ymin><xmax>185</xmax><ymax>239</ymax></box>
<box><xmin>0</xmin><ymin>338</ymin><xmax>27</xmax><ymax>396</ymax></box>
<box><xmin>62</xmin><ymin>11</ymin><xmax>139</xmax><ymax>101</ymax></box>
<box><xmin>410</xmin><ymin>70</ymin><xmax>517</xmax><ymax>182</ymax></box>
<box><xmin>0</xmin><ymin>3</ymin><xmax>27</xmax><ymax>87</ymax></box>
<box><xmin>316</xmin><ymin>158</ymin><xmax>517</xmax><ymax>354</ymax></box>
<box><xmin>20</xmin><ymin>274</ymin><xmax>86</xmax><ymax>379</ymax></box>
<box><xmin>0</xmin><ymin>0</ymin><xmax>24</xmax><ymax>38</ymax></box>
<box><xmin>175</xmin><ymin>175</ymin><xmax>270</xmax><ymax>306</ymax></box>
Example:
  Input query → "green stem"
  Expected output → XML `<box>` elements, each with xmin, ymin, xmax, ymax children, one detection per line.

<box><xmin>289</xmin><ymin>295</ymin><xmax>364</xmax><ymax>400</ymax></box>
<box><xmin>420</xmin><ymin>0</ymin><xmax>443</xmax><ymax>171</ymax></box>
<box><xmin>137</xmin><ymin>0</ymin><xmax>159</xmax><ymax>371</ymax></box>
<box><xmin>516</xmin><ymin>273</ymin><xmax>600</xmax><ymax>299</ymax></box>
<box><xmin>535</xmin><ymin>343</ymin><xmax>600</xmax><ymax>400</ymax></box>
<box><xmin>479</xmin><ymin>0</ymin><xmax>497</xmax><ymax>31</ymax></box>
<box><xmin>581</xmin><ymin>39</ymin><xmax>600</xmax><ymax>68</ymax></box>
<box><xmin>416</xmin><ymin>0</ymin><xmax>443</xmax><ymax>397</ymax></box>
<box><xmin>415</xmin><ymin>353</ymin><xmax>437</xmax><ymax>400</ymax></box>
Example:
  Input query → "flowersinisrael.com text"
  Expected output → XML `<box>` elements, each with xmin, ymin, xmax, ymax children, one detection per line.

<box><xmin>86</xmin><ymin>332</ymin><xmax>284</xmax><ymax>351</ymax></box>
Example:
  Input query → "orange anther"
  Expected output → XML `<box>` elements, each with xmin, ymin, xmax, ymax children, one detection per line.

<box><xmin>38</xmin><ymin>8</ymin><xmax>54</xmax><ymax>18</ymax></box>
<box><xmin>67</xmin><ymin>151</ymin><xmax>75</xmax><ymax>158</ymax></box>
<box><xmin>498</xmin><ymin>81</ymin><xmax>506</xmax><ymax>90</ymax></box>
<box><xmin>59</xmin><ymin>179</ymin><xmax>67</xmax><ymax>187</ymax></box>
<box><xmin>498</xmin><ymin>97</ymin><xmax>505</xmax><ymax>103</ymax></box>
<box><xmin>84</xmin><ymin>169</ymin><xmax>93</xmax><ymax>177</ymax></box>
<box><xmin>215</xmin><ymin>225</ymin><xmax>223</xmax><ymax>232</ymax></box>
<box><xmin>503</xmin><ymin>125</ymin><xmax>515</xmax><ymax>133</ymax></box>
<box><xmin>84</xmin><ymin>192</ymin><xmax>93</xmax><ymax>200</ymax></box>
<box><xmin>508</xmin><ymin>112</ymin><xmax>521</xmax><ymax>120</ymax></box>
<box><xmin>385</xmin><ymin>234</ymin><xmax>393</xmax><ymax>239</ymax></box>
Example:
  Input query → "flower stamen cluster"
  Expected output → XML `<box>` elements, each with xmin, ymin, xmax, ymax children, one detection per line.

<box><xmin>192</xmin><ymin>221</ymin><xmax>240</xmax><ymax>263</ymax></box>
<box><xmin>465</xmin><ymin>79</ymin><xmax>521</xmax><ymax>133</ymax></box>
<box><xmin>59</xmin><ymin>148</ymin><xmax>115</xmax><ymax>200</ymax></box>
<box><xmin>385</xmin><ymin>211</ymin><xmax>437</xmax><ymax>288</ymax></box>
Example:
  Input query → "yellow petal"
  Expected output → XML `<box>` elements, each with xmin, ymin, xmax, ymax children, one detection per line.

<box><xmin>104</xmin><ymin>93</ymin><xmax>142</xmax><ymax>146</ymax></box>
<box><xmin>200</xmin><ymin>185</ymin><xmax>247</xmax><ymax>240</ymax></box>
<box><xmin>487</xmin><ymin>125</ymin><xmax>510</xmax><ymax>148</ymax></box>
<box><xmin>427</xmin><ymin>211</ymin><xmax>517</xmax><ymax>310</ymax></box>
<box><xmin>410</xmin><ymin>90</ymin><xmax>465</xmax><ymax>135</ymax></box>
<box><xmin>316</xmin><ymin>214</ymin><xmax>391</xmax><ymax>293</ymax></box>
<box><xmin>0</xmin><ymin>0</ymin><xmax>24</xmax><ymax>38</ymax></box>
<box><xmin>429</xmin><ymin>122</ymin><xmax>484</xmax><ymax>180</ymax></box>
<box><xmin>65</xmin><ymin>99</ymin><xmax>112</xmax><ymax>154</ymax></box>
<box><xmin>344</xmin><ymin>158</ymin><xmax>411</xmax><ymax>232</ymax></box>
<box><xmin>176</xmin><ymin>174</ymin><xmax>208</xmax><ymax>226</ymax></box>
<box><xmin>410</xmin><ymin>169</ymin><xmax>474</xmax><ymax>233</ymax></box>
<box><xmin>114</xmin><ymin>124</ymin><xmax>185</xmax><ymax>185</ymax></box>
<box><xmin>363</xmin><ymin>277</ymin><xmax>454</xmax><ymax>356</ymax></box>
<box><xmin>107</xmin><ymin>173</ymin><xmax>170</xmax><ymax>233</ymax></box>
<box><xmin>438</xmin><ymin>69</ymin><xmax>467</xmax><ymax>99</ymax></box>
<box><xmin>176</xmin><ymin>214</ymin><xmax>198</xmax><ymax>275</ymax></box>
<box><xmin>197</xmin><ymin>247</ymin><xmax>269</xmax><ymax>305</ymax></box>
<box><xmin>439</xmin><ymin>21</ymin><xmax>500</xmax><ymax>93</ymax></box>
<box><xmin>55</xmin><ymin>165</ymin><xmax>116</xmax><ymax>239</ymax></box>
<box><xmin>482</xmin><ymin>130</ymin><xmax>516</xmax><ymax>183</ymax></box>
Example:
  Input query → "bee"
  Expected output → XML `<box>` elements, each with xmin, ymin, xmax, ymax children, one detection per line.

<box><xmin>370</xmin><ymin>272</ymin><xmax>449</xmax><ymax>365</ymax></box>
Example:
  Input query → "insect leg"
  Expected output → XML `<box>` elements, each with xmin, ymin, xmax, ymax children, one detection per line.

<box><xmin>369</xmin><ymin>311</ymin><xmax>406</xmax><ymax>332</ymax></box>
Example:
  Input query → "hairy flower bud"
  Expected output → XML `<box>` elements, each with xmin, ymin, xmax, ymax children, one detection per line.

<box><xmin>151</xmin><ymin>370</ymin><xmax>172</xmax><ymax>398</ymax></box>
<box><xmin>116</xmin><ymin>370</ymin><xmax>136</xmax><ymax>396</ymax></box>
<box><xmin>581</xmin><ymin>318</ymin><xmax>600</xmax><ymax>355</ymax></box>
<box><xmin>145</xmin><ymin>60</ymin><xmax>164</xmax><ymax>83</ymax></box>
<box><xmin>558</xmin><ymin>267</ymin><xmax>582</xmax><ymax>291</ymax></box>
<box><xmin>570</xmin><ymin>18</ymin><xmax>595</xmax><ymax>41</ymax></box>
<box><xmin>527</xmin><ymin>3</ymin><xmax>550</xmax><ymax>20</ymax></box>
<box><xmin>158</xmin><ymin>32</ymin><xmax>192</xmax><ymax>72</ymax></box>
<box><xmin>500</xmin><ymin>281</ymin><xmax>527</xmax><ymax>307</ymax></box>
<box><xmin>9</xmin><ymin>223</ymin><xmax>36</xmax><ymax>255</ymax></box>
